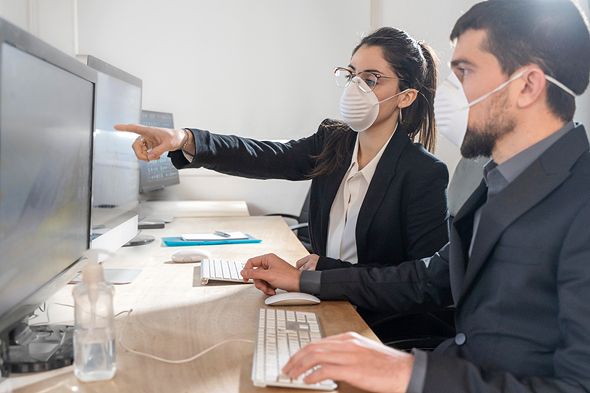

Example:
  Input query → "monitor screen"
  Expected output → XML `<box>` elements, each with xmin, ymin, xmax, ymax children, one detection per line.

<box><xmin>0</xmin><ymin>40</ymin><xmax>94</xmax><ymax>335</ymax></box>
<box><xmin>83</xmin><ymin>56</ymin><xmax>142</xmax><ymax>253</ymax></box>
<box><xmin>139</xmin><ymin>110</ymin><xmax>180</xmax><ymax>192</ymax></box>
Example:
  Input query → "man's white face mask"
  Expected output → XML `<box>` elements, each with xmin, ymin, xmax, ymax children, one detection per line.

<box><xmin>433</xmin><ymin>70</ymin><xmax>577</xmax><ymax>148</ymax></box>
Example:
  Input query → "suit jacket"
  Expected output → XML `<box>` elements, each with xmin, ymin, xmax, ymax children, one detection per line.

<box><xmin>168</xmin><ymin>119</ymin><xmax>449</xmax><ymax>268</ymax></box>
<box><xmin>319</xmin><ymin>124</ymin><xmax>590</xmax><ymax>392</ymax></box>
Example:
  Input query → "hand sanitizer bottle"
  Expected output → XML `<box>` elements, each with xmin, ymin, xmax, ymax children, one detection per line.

<box><xmin>73</xmin><ymin>262</ymin><xmax>116</xmax><ymax>381</ymax></box>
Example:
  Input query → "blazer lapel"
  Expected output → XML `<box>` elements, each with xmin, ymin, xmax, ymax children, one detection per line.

<box><xmin>459</xmin><ymin>125</ymin><xmax>589</xmax><ymax>302</ymax></box>
<box><xmin>355</xmin><ymin>128</ymin><xmax>410</xmax><ymax>262</ymax></box>
<box><xmin>316</xmin><ymin>132</ymin><xmax>356</xmax><ymax>256</ymax></box>
<box><xmin>449</xmin><ymin>180</ymin><xmax>487</xmax><ymax>303</ymax></box>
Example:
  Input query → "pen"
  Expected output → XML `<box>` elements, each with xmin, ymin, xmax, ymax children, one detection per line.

<box><xmin>214</xmin><ymin>231</ymin><xmax>231</xmax><ymax>238</ymax></box>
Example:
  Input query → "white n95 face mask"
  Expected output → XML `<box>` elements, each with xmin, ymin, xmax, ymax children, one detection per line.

<box><xmin>339</xmin><ymin>76</ymin><xmax>409</xmax><ymax>132</ymax></box>
<box><xmin>434</xmin><ymin>70</ymin><xmax>577</xmax><ymax>148</ymax></box>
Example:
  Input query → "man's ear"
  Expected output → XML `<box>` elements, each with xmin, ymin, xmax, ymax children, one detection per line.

<box><xmin>398</xmin><ymin>89</ymin><xmax>418</xmax><ymax>109</ymax></box>
<box><xmin>517</xmin><ymin>67</ymin><xmax>546</xmax><ymax>109</ymax></box>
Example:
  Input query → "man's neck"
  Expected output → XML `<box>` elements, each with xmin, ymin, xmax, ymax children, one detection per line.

<box><xmin>491</xmin><ymin>116</ymin><xmax>568</xmax><ymax>165</ymax></box>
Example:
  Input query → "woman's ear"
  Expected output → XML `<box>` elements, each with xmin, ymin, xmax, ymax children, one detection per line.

<box><xmin>398</xmin><ymin>89</ymin><xmax>418</xmax><ymax>109</ymax></box>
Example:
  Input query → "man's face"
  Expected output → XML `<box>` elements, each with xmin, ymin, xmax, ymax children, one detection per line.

<box><xmin>450</xmin><ymin>29</ymin><xmax>517</xmax><ymax>158</ymax></box>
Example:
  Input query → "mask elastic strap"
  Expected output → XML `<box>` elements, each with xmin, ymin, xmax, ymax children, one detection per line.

<box><xmin>463</xmin><ymin>70</ymin><xmax>527</xmax><ymax>110</ymax></box>
<box><xmin>376</xmin><ymin>89</ymin><xmax>414</xmax><ymax>105</ymax></box>
<box><xmin>545</xmin><ymin>75</ymin><xmax>576</xmax><ymax>97</ymax></box>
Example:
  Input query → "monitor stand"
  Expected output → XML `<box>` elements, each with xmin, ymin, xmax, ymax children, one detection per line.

<box><xmin>124</xmin><ymin>232</ymin><xmax>155</xmax><ymax>247</ymax></box>
<box><xmin>6</xmin><ymin>319</ymin><xmax>74</xmax><ymax>373</ymax></box>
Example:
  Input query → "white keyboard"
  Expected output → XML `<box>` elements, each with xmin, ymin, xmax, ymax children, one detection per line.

<box><xmin>200</xmin><ymin>259</ymin><xmax>252</xmax><ymax>285</ymax></box>
<box><xmin>252</xmin><ymin>308</ymin><xmax>337</xmax><ymax>391</ymax></box>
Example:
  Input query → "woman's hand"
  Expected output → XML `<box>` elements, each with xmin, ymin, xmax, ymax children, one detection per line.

<box><xmin>296</xmin><ymin>254</ymin><xmax>320</xmax><ymax>271</ymax></box>
<box><xmin>114</xmin><ymin>124</ymin><xmax>189</xmax><ymax>162</ymax></box>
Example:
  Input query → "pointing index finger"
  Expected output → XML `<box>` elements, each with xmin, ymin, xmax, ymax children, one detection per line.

<box><xmin>114</xmin><ymin>123</ymin><xmax>151</xmax><ymax>135</ymax></box>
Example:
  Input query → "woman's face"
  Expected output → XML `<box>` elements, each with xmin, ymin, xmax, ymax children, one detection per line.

<box><xmin>349</xmin><ymin>45</ymin><xmax>403</xmax><ymax>131</ymax></box>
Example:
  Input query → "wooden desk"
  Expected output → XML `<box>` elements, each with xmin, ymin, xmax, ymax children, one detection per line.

<box><xmin>139</xmin><ymin>200</ymin><xmax>250</xmax><ymax>218</ymax></box>
<box><xmin>9</xmin><ymin>217</ymin><xmax>377</xmax><ymax>393</ymax></box>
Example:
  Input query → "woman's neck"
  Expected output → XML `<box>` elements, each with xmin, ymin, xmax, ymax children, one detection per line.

<box><xmin>357</xmin><ymin>115</ymin><xmax>398</xmax><ymax>170</ymax></box>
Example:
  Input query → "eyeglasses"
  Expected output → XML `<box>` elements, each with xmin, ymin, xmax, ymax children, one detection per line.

<box><xmin>334</xmin><ymin>67</ymin><xmax>399</xmax><ymax>93</ymax></box>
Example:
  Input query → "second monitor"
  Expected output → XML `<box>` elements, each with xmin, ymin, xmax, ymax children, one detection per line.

<box><xmin>77</xmin><ymin>55</ymin><xmax>143</xmax><ymax>253</ymax></box>
<box><xmin>139</xmin><ymin>110</ymin><xmax>180</xmax><ymax>193</ymax></box>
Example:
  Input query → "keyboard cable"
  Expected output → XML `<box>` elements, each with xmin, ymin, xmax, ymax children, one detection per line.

<box><xmin>117</xmin><ymin>309</ymin><xmax>254</xmax><ymax>364</ymax></box>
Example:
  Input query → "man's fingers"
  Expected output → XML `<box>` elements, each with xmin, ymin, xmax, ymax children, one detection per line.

<box><xmin>244</xmin><ymin>256</ymin><xmax>267</xmax><ymax>270</ymax></box>
<box><xmin>241</xmin><ymin>266</ymin><xmax>271</xmax><ymax>282</ymax></box>
<box><xmin>253</xmin><ymin>279</ymin><xmax>277</xmax><ymax>296</ymax></box>
<box><xmin>284</xmin><ymin>341</ymin><xmax>356</xmax><ymax>377</ymax></box>
<box><xmin>303</xmin><ymin>364</ymin><xmax>354</xmax><ymax>386</ymax></box>
<box><xmin>285</xmin><ymin>347</ymin><xmax>358</xmax><ymax>381</ymax></box>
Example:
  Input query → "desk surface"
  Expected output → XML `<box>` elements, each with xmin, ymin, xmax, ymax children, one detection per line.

<box><xmin>9</xmin><ymin>216</ymin><xmax>377</xmax><ymax>393</ymax></box>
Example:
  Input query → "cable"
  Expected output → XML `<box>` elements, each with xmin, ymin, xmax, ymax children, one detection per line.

<box><xmin>27</xmin><ymin>304</ymin><xmax>252</xmax><ymax>364</ymax></box>
<box><xmin>30</xmin><ymin>302</ymin><xmax>75</xmax><ymax>325</ymax></box>
<box><xmin>117</xmin><ymin>309</ymin><xmax>254</xmax><ymax>364</ymax></box>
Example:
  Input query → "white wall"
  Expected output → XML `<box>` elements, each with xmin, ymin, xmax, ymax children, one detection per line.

<box><xmin>76</xmin><ymin>0</ymin><xmax>368</xmax><ymax>140</ymax></box>
<box><xmin>2</xmin><ymin>0</ymin><xmax>589</xmax><ymax>216</ymax></box>
<box><xmin>0</xmin><ymin>0</ymin><xmax>77</xmax><ymax>56</ymax></box>
<box><xmin>75</xmin><ymin>0</ymin><xmax>371</xmax><ymax>216</ymax></box>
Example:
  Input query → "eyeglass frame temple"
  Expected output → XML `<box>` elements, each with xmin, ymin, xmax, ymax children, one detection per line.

<box><xmin>333</xmin><ymin>67</ymin><xmax>400</xmax><ymax>88</ymax></box>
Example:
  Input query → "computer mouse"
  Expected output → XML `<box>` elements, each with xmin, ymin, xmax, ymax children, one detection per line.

<box><xmin>171</xmin><ymin>249</ymin><xmax>212</xmax><ymax>263</ymax></box>
<box><xmin>264</xmin><ymin>292</ymin><xmax>321</xmax><ymax>306</ymax></box>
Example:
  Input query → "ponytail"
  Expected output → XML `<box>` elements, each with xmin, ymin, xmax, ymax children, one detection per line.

<box><xmin>400</xmin><ymin>41</ymin><xmax>438</xmax><ymax>153</ymax></box>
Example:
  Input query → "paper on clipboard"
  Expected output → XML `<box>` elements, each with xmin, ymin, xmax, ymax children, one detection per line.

<box><xmin>180</xmin><ymin>231</ymin><xmax>249</xmax><ymax>241</ymax></box>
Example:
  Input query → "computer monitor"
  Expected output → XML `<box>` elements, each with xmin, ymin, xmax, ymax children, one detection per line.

<box><xmin>76</xmin><ymin>55</ymin><xmax>144</xmax><ymax>253</ymax></box>
<box><xmin>139</xmin><ymin>110</ymin><xmax>180</xmax><ymax>193</ymax></box>
<box><xmin>0</xmin><ymin>18</ymin><xmax>95</xmax><ymax>376</ymax></box>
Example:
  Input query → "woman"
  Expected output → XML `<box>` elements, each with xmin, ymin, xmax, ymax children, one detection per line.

<box><xmin>116</xmin><ymin>27</ymin><xmax>449</xmax><ymax>272</ymax></box>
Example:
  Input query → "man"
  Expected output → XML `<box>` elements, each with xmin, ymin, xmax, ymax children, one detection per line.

<box><xmin>240</xmin><ymin>0</ymin><xmax>590</xmax><ymax>392</ymax></box>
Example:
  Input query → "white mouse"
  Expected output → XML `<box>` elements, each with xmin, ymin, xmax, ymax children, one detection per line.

<box><xmin>171</xmin><ymin>249</ymin><xmax>212</xmax><ymax>263</ymax></box>
<box><xmin>265</xmin><ymin>292</ymin><xmax>321</xmax><ymax>306</ymax></box>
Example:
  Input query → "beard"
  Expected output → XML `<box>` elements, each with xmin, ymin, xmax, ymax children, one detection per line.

<box><xmin>460</xmin><ymin>90</ymin><xmax>516</xmax><ymax>159</ymax></box>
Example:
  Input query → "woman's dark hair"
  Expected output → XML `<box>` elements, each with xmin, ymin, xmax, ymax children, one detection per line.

<box><xmin>311</xmin><ymin>27</ymin><xmax>438</xmax><ymax>178</ymax></box>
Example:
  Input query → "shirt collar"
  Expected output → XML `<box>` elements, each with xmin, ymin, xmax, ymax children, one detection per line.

<box><xmin>497</xmin><ymin>120</ymin><xmax>575</xmax><ymax>184</ymax></box>
<box><xmin>483</xmin><ymin>121</ymin><xmax>575</xmax><ymax>198</ymax></box>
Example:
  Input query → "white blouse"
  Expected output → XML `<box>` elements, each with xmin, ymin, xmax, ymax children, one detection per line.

<box><xmin>325</xmin><ymin>131</ymin><xmax>395</xmax><ymax>263</ymax></box>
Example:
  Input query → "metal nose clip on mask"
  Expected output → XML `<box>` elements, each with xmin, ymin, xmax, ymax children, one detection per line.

<box><xmin>434</xmin><ymin>70</ymin><xmax>578</xmax><ymax>148</ymax></box>
<box><xmin>339</xmin><ymin>76</ymin><xmax>410</xmax><ymax>132</ymax></box>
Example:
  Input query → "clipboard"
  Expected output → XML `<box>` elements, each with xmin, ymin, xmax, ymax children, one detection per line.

<box><xmin>161</xmin><ymin>234</ymin><xmax>261</xmax><ymax>247</ymax></box>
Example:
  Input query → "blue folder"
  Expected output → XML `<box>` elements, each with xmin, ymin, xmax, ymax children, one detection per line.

<box><xmin>162</xmin><ymin>234</ymin><xmax>261</xmax><ymax>247</ymax></box>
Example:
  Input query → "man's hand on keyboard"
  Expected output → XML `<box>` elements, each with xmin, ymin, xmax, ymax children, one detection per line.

<box><xmin>282</xmin><ymin>332</ymin><xmax>414</xmax><ymax>393</ymax></box>
<box><xmin>241</xmin><ymin>253</ymin><xmax>301</xmax><ymax>295</ymax></box>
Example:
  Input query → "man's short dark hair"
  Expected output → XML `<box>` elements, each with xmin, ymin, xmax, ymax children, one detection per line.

<box><xmin>451</xmin><ymin>0</ymin><xmax>590</xmax><ymax>122</ymax></box>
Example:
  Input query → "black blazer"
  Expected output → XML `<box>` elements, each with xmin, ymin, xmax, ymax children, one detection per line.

<box><xmin>169</xmin><ymin>119</ymin><xmax>449</xmax><ymax>268</ymax></box>
<box><xmin>318</xmin><ymin>124</ymin><xmax>590</xmax><ymax>392</ymax></box>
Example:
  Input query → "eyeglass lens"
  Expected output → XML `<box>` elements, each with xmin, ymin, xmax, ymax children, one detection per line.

<box><xmin>334</xmin><ymin>69</ymin><xmax>377</xmax><ymax>92</ymax></box>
